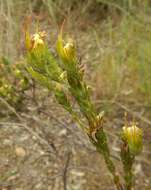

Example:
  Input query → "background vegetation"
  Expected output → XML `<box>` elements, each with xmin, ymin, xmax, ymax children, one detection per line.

<box><xmin>0</xmin><ymin>0</ymin><xmax>151</xmax><ymax>190</ymax></box>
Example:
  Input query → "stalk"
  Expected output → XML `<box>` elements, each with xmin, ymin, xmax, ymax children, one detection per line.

<box><xmin>121</xmin><ymin>142</ymin><xmax>135</xmax><ymax>190</ymax></box>
<box><xmin>90</xmin><ymin>128</ymin><xmax>123</xmax><ymax>190</ymax></box>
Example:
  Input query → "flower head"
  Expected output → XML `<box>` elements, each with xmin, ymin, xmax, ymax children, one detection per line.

<box><xmin>25</xmin><ymin>30</ymin><xmax>46</xmax><ymax>50</ymax></box>
<box><xmin>63</xmin><ymin>39</ymin><xmax>76</xmax><ymax>61</ymax></box>
<box><xmin>122</xmin><ymin>124</ymin><xmax>143</xmax><ymax>155</ymax></box>
<box><xmin>31</xmin><ymin>31</ymin><xmax>46</xmax><ymax>49</ymax></box>
<box><xmin>56</xmin><ymin>29</ymin><xmax>76</xmax><ymax>63</ymax></box>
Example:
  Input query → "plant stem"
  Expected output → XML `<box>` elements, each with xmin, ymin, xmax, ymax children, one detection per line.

<box><xmin>90</xmin><ymin>128</ymin><xmax>123</xmax><ymax>190</ymax></box>
<box><xmin>121</xmin><ymin>143</ymin><xmax>135</xmax><ymax>190</ymax></box>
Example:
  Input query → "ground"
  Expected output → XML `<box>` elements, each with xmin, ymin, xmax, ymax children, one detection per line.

<box><xmin>0</xmin><ymin>84</ymin><xmax>151</xmax><ymax>190</ymax></box>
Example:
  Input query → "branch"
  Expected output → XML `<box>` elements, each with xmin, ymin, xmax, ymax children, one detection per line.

<box><xmin>63</xmin><ymin>152</ymin><xmax>71</xmax><ymax>190</ymax></box>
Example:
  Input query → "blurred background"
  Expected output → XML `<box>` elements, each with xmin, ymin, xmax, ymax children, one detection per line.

<box><xmin>0</xmin><ymin>0</ymin><xmax>151</xmax><ymax>190</ymax></box>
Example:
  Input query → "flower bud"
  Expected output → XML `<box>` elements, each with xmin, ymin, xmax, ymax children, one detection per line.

<box><xmin>31</xmin><ymin>33</ymin><xmax>44</xmax><ymax>49</ymax></box>
<box><xmin>63</xmin><ymin>39</ymin><xmax>76</xmax><ymax>62</ymax></box>
<box><xmin>96</xmin><ymin>111</ymin><xmax>104</xmax><ymax>125</ymax></box>
<box><xmin>57</xmin><ymin>33</ymin><xmax>76</xmax><ymax>63</ymax></box>
<box><xmin>59</xmin><ymin>71</ymin><xmax>66</xmax><ymax>81</ymax></box>
<box><xmin>28</xmin><ymin>31</ymin><xmax>46</xmax><ymax>50</ymax></box>
<box><xmin>14</xmin><ymin>69</ymin><xmax>22</xmax><ymax>78</ymax></box>
<box><xmin>122</xmin><ymin>124</ymin><xmax>143</xmax><ymax>155</ymax></box>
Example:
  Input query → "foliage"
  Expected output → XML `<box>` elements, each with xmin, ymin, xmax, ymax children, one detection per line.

<box><xmin>95</xmin><ymin>16</ymin><xmax>151</xmax><ymax>104</ymax></box>
<box><xmin>0</xmin><ymin>57</ymin><xmax>30</xmax><ymax>106</ymax></box>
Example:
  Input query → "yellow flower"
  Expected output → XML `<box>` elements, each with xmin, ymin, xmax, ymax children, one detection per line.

<box><xmin>122</xmin><ymin>124</ymin><xmax>143</xmax><ymax>155</ymax></box>
<box><xmin>63</xmin><ymin>39</ymin><xmax>76</xmax><ymax>61</ymax></box>
<box><xmin>56</xmin><ymin>31</ymin><xmax>76</xmax><ymax>63</ymax></box>
<box><xmin>25</xmin><ymin>30</ymin><xmax>46</xmax><ymax>50</ymax></box>
<box><xmin>31</xmin><ymin>31</ymin><xmax>46</xmax><ymax>49</ymax></box>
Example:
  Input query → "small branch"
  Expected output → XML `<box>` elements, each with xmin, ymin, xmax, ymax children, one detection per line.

<box><xmin>120</xmin><ymin>142</ymin><xmax>135</xmax><ymax>190</ymax></box>
<box><xmin>0</xmin><ymin>97</ymin><xmax>56</xmax><ymax>154</ymax></box>
<box><xmin>90</xmin><ymin>128</ymin><xmax>124</xmax><ymax>190</ymax></box>
<box><xmin>63</xmin><ymin>152</ymin><xmax>71</xmax><ymax>190</ymax></box>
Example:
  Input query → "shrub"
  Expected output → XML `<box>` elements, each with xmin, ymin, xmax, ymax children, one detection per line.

<box><xmin>24</xmin><ymin>24</ymin><xmax>143</xmax><ymax>190</ymax></box>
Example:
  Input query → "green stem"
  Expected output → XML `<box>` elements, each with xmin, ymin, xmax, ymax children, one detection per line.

<box><xmin>121</xmin><ymin>142</ymin><xmax>135</xmax><ymax>190</ymax></box>
<box><xmin>90</xmin><ymin>128</ymin><xmax>123</xmax><ymax>190</ymax></box>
